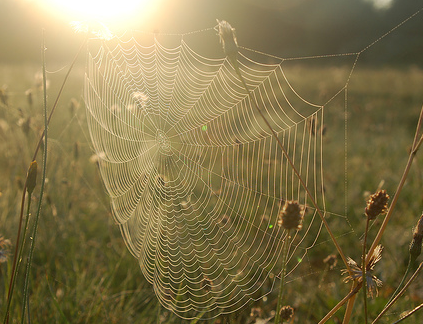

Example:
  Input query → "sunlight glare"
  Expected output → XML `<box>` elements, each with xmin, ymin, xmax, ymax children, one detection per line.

<box><xmin>40</xmin><ymin>0</ymin><xmax>156</xmax><ymax>26</ymax></box>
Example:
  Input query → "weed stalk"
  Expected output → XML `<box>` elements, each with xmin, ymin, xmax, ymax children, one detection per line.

<box><xmin>318</xmin><ymin>283</ymin><xmax>361</xmax><ymax>324</ymax></box>
<box><xmin>274</xmin><ymin>230</ymin><xmax>291</xmax><ymax>324</ymax></box>
<box><xmin>362</xmin><ymin>218</ymin><xmax>370</xmax><ymax>324</ymax></box>
<box><xmin>20</xmin><ymin>31</ymin><xmax>49</xmax><ymax>323</ymax></box>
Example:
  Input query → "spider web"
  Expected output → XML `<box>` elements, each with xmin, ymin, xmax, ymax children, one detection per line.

<box><xmin>83</xmin><ymin>13</ymin><xmax>419</xmax><ymax>318</ymax></box>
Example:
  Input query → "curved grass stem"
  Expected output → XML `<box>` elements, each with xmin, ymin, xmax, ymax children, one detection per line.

<box><xmin>372</xmin><ymin>262</ymin><xmax>423</xmax><ymax>323</ymax></box>
<box><xmin>391</xmin><ymin>302</ymin><xmax>423</xmax><ymax>324</ymax></box>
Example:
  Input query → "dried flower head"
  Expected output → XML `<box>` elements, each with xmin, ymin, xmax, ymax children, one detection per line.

<box><xmin>69</xmin><ymin>98</ymin><xmax>80</xmax><ymax>116</ymax></box>
<box><xmin>25</xmin><ymin>89</ymin><xmax>33</xmax><ymax>107</ymax></box>
<box><xmin>201</xmin><ymin>276</ymin><xmax>213</xmax><ymax>292</ymax></box>
<box><xmin>365</xmin><ymin>189</ymin><xmax>389</xmax><ymax>220</ymax></box>
<box><xmin>342</xmin><ymin>245</ymin><xmax>383</xmax><ymax>298</ymax></box>
<box><xmin>71</xmin><ymin>21</ymin><xmax>113</xmax><ymax>40</ymax></box>
<box><xmin>250</xmin><ymin>307</ymin><xmax>263</xmax><ymax>320</ymax></box>
<box><xmin>73</xmin><ymin>142</ymin><xmax>79</xmax><ymax>161</ymax></box>
<box><xmin>0</xmin><ymin>85</ymin><xmax>9</xmax><ymax>106</ymax></box>
<box><xmin>280</xmin><ymin>305</ymin><xmax>294</xmax><ymax>321</ymax></box>
<box><xmin>277</xmin><ymin>201</ymin><xmax>304</xmax><ymax>231</ymax></box>
<box><xmin>216</xmin><ymin>20</ymin><xmax>238</xmax><ymax>57</ymax></box>
<box><xmin>409</xmin><ymin>212</ymin><xmax>423</xmax><ymax>261</ymax></box>
<box><xmin>0</xmin><ymin>235</ymin><xmax>12</xmax><ymax>263</ymax></box>
<box><xmin>323</xmin><ymin>254</ymin><xmax>338</xmax><ymax>270</ymax></box>
<box><xmin>216</xmin><ymin>19</ymin><xmax>239</xmax><ymax>72</ymax></box>
<box><xmin>132</xmin><ymin>92</ymin><xmax>149</xmax><ymax>109</ymax></box>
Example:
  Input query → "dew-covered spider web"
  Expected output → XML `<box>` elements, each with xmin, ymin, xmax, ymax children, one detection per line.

<box><xmin>83</xmin><ymin>13</ymin><xmax>421</xmax><ymax>319</ymax></box>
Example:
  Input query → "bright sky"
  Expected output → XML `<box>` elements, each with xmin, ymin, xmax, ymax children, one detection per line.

<box><xmin>34</xmin><ymin>0</ymin><xmax>159</xmax><ymax>27</ymax></box>
<box><xmin>365</xmin><ymin>0</ymin><xmax>394</xmax><ymax>10</ymax></box>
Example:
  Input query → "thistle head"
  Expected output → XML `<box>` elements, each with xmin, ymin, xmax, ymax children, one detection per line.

<box><xmin>365</xmin><ymin>189</ymin><xmax>389</xmax><ymax>220</ymax></box>
<box><xmin>342</xmin><ymin>245</ymin><xmax>383</xmax><ymax>298</ymax></box>
<box><xmin>277</xmin><ymin>200</ymin><xmax>304</xmax><ymax>231</ymax></box>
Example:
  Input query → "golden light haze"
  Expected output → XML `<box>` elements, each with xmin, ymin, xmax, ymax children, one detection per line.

<box><xmin>33</xmin><ymin>0</ymin><xmax>160</xmax><ymax>29</ymax></box>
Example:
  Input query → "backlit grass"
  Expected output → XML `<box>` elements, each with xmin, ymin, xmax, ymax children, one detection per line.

<box><xmin>1</xmin><ymin>63</ymin><xmax>423</xmax><ymax>323</ymax></box>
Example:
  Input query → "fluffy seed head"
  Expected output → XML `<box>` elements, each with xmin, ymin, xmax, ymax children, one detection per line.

<box><xmin>278</xmin><ymin>200</ymin><xmax>304</xmax><ymax>231</ymax></box>
<box><xmin>365</xmin><ymin>189</ymin><xmax>389</xmax><ymax>220</ymax></box>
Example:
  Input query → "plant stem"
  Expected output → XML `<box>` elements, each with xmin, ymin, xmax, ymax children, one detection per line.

<box><xmin>372</xmin><ymin>262</ymin><xmax>423</xmax><ymax>323</ymax></box>
<box><xmin>342</xmin><ymin>292</ymin><xmax>357</xmax><ymax>324</ymax></box>
<box><xmin>391</xmin><ymin>303</ymin><xmax>423</xmax><ymax>324</ymax></box>
<box><xmin>2</xmin><ymin>192</ymin><xmax>32</xmax><ymax>324</ymax></box>
<box><xmin>318</xmin><ymin>282</ymin><xmax>361</xmax><ymax>324</ymax></box>
<box><xmin>20</xmin><ymin>29</ymin><xmax>49</xmax><ymax>324</ymax></box>
<box><xmin>3</xmin><ymin>32</ymin><xmax>87</xmax><ymax>324</ymax></box>
<box><xmin>386</xmin><ymin>258</ymin><xmax>412</xmax><ymax>305</ymax></box>
<box><xmin>275</xmin><ymin>230</ymin><xmax>291</xmax><ymax>324</ymax></box>
<box><xmin>366</xmin><ymin>106</ymin><xmax>423</xmax><ymax>264</ymax></box>
<box><xmin>362</xmin><ymin>218</ymin><xmax>370</xmax><ymax>324</ymax></box>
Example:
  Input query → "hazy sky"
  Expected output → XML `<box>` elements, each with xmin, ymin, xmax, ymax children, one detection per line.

<box><xmin>1</xmin><ymin>0</ymin><xmax>422</xmax><ymax>65</ymax></box>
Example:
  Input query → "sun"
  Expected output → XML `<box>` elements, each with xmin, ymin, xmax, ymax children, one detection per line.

<box><xmin>38</xmin><ymin>0</ymin><xmax>157</xmax><ymax>27</ymax></box>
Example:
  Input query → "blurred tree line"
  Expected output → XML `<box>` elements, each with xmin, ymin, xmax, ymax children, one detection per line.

<box><xmin>0</xmin><ymin>0</ymin><xmax>422</xmax><ymax>66</ymax></box>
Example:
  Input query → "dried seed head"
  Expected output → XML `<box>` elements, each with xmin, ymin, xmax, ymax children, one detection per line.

<box><xmin>342</xmin><ymin>245</ymin><xmax>383</xmax><ymax>298</ymax></box>
<box><xmin>216</xmin><ymin>20</ymin><xmax>238</xmax><ymax>57</ymax></box>
<box><xmin>409</xmin><ymin>213</ymin><xmax>423</xmax><ymax>261</ymax></box>
<box><xmin>71</xmin><ymin>21</ymin><xmax>113</xmax><ymax>40</ymax></box>
<box><xmin>249</xmin><ymin>307</ymin><xmax>263</xmax><ymax>320</ymax></box>
<box><xmin>26</xmin><ymin>161</ymin><xmax>38</xmax><ymax>195</ymax></box>
<box><xmin>365</xmin><ymin>189</ymin><xmax>389</xmax><ymax>220</ymax></box>
<box><xmin>69</xmin><ymin>98</ymin><xmax>80</xmax><ymax>116</ymax></box>
<box><xmin>280</xmin><ymin>305</ymin><xmax>294</xmax><ymax>322</ymax></box>
<box><xmin>277</xmin><ymin>201</ymin><xmax>304</xmax><ymax>231</ymax></box>
<box><xmin>25</xmin><ymin>89</ymin><xmax>33</xmax><ymax>107</ymax></box>
<box><xmin>216</xmin><ymin>20</ymin><xmax>239</xmax><ymax>72</ymax></box>
<box><xmin>0</xmin><ymin>235</ymin><xmax>12</xmax><ymax>263</ymax></box>
<box><xmin>0</xmin><ymin>85</ymin><xmax>9</xmax><ymax>106</ymax></box>
<box><xmin>201</xmin><ymin>276</ymin><xmax>213</xmax><ymax>292</ymax></box>
<box><xmin>73</xmin><ymin>142</ymin><xmax>79</xmax><ymax>161</ymax></box>
<box><xmin>323</xmin><ymin>254</ymin><xmax>338</xmax><ymax>270</ymax></box>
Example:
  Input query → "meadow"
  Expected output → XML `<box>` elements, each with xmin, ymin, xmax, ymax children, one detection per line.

<box><xmin>1</xmin><ymin>61</ymin><xmax>423</xmax><ymax>323</ymax></box>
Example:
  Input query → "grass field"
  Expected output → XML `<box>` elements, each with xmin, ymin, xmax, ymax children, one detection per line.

<box><xmin>1</xmin><ymin>61</ymin><xmax>423</xmax><ymax>323</ymax></box>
